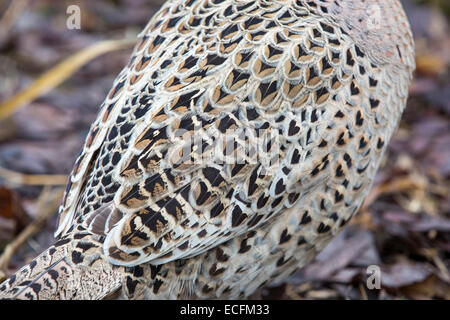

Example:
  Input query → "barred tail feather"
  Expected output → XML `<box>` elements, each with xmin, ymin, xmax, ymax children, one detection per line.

<box><xmin>0</xmin><ymin>243</ymin><xmax>122</xmax><ymax>300</ymax></box>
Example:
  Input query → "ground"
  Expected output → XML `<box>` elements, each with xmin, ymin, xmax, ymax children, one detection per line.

<box><xmin>0</xmin><ymin>0</ymin><xmax>448</xmax><ymax>300</ymax></box>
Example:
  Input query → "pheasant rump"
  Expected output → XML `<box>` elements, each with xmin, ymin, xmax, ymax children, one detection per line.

<box><xmin>0</xmin><ymin>0</ymin><xmax>415</xmax><ymax>299</ymax></box>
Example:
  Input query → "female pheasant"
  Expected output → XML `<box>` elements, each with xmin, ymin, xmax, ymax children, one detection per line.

<box><xmin>0</xmin><ymin>0</ymin><xmax>415</xmax><ymax>299</ymax></box>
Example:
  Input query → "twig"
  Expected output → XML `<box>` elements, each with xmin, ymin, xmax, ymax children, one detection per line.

<box><xmin>362</xmin><ymin>175</ymin><xmax>427</xmax><ymax>210</ymax></box>
<box><xmin>0</xmin><ymin>166</ymin><xmax>68</xmax><ymax>186</ymax></box>
<box><xmin>359</xmin><ymin>282</ymin><xmax>368</xmax><ymax>300</ymax></box>
<box><xmin>0</xmin><ymin>0</ymin><xmax>29</xmax><ymax>40</ymax></box>
<box><xmin>0</xmin><ymin>38</ymin><xmax>137</xmax><ymax>120</ymax></box>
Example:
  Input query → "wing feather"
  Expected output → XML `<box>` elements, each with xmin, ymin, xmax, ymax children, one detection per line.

<box><xmin>58</xmin><ymin>1</ymin><xmax>354</xmax><ymax>267</ymax></box>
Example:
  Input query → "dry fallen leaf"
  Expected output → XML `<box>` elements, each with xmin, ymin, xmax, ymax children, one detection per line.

<box><xmin>402</xmin><ymin>275</ymin><xmax>450</xmax><ymax>299</ymax></box>
<box><xmin>381</xmin><ymin>262</ymin><xmax>432</xmax><ymax>288</ymax></box>
<box><xmin>0</xmin><ymin>185</ymin><xmax>29</xmax><ymax>244</ymax></box>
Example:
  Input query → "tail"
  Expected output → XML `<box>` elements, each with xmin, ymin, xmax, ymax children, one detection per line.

<box><xmin>0</xmin><ymin>242</ymin><xmax>123</xmax><ymax>299</ymax></box>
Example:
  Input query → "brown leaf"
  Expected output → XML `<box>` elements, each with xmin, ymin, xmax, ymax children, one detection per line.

<box><xmin>381</xmin><ymin>263</ymin><xmax>431</xmax><ymax>288</ymax></box>
<box><xmin>402</xmin><ymin>275</ymin><xmax>450</xmax><ymax>299</ymax></box>
<box><xmin>0</xmin><ymin>185</ymin><xmax>29</xmax><ymax>241</ymax></box>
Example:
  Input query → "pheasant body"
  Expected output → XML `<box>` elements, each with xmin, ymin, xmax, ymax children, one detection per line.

<box><xmin>0</xmin><ymin>0</ymin><xmax>414</xmax><ymax>299</ymax></box>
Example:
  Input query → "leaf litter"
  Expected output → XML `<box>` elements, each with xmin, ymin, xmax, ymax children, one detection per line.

<box><xmin>0</xmin><ymin>0</ymin><xmax>448</xmax><ymax>299</ymax></box>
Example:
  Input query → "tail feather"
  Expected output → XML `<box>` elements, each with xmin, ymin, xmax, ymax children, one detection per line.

<box><xmin>0</xmin><ymin>243</ymin><xmax>122</xmax><ymax>300</ymax></box>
